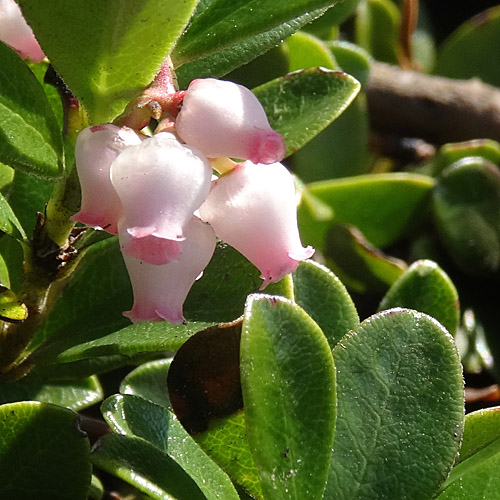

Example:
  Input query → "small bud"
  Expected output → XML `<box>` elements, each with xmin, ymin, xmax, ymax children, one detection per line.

<box><xmin>71</xmin><ymin>124</ymin><xmax>143</xmax><ymax>235</ymax></box>
<box><xmin>121</xmin><ymin>217</ymin><xmax>216</xmax><ymax>324</ymax></box>
<box><xmin>111</xmin><ymin>132</ymin><xmax>212</xmax><ymax>265</ymax></box>
<box><xmin>176</xmin><ymin>78</ymin><xmax>286</xmax><ymax>164</ymax></box>
<box><xmin>199</xmin><ymin>161</ymin><xmax>314</xmax><ymax>288</ymax></box>
<box><xmin>0</xmin><ymin>0</ymin><xmax>45</xmax><ymax>62</ymax></box>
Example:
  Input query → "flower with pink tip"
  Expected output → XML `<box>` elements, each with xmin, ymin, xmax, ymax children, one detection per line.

<box><xmin>111</xmin><ymin>132</ymin><xmax>212</xmax><ymax>265</ymax></box>
<box><xmin>176</xmin><ymin>78</ymin><xmax>286</xmax><ymax>164</ymax></box>
<box><xmin>0</xmin><ymin>0</ymin><xmax>45</xmax><ymax>62</ymax></box>
<box><xmin>121</xmin><ymin>217</ymin><xmax>216</xmax><ymax>324</ymax></box>
<box><xmin>199</xmin><ymin>161</ymin><xmax>314</xmax><ymax>289</ymax></box>
<box><xmin>71</xmin><ymin>124</ymin><xmax>143</xmax><ymax>235</ymax></box>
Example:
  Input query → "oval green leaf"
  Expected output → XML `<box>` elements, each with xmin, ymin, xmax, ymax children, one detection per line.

<box><xmin>91</xmin><ymin>433</ymin><xmax>206</xmax><ymax>500</ymax></box>
<box><xmin>324</xmin><ymin>222</ymin><xmax>407</xmax><ymax>294</ymax></box>
<box><xmin>173</xmin><ymin>0</ymin><xmax>342</xmax><ymax>66</ymax></box>
<box><xmin>292</xmin><ymin>259</ymin><xmax>359</xmax><ymax>348</ymax></box>
<box><xmin>0</xmin><ymin>284</ymin><xmax>27</xmax><ymax>322</ymax></box>
<box><xmin>254</xmin><ymin>68</ymin><xmax>360</xmax><ymax>157</ymax></box>
<box><xmin>0</xmin><ymin>374</ymin><xmax>102</xmax><ymax>411</ymax></box>
<box><xmin>241</xmin><ymin>294</ymin><xmax>336</xmax><ymax>500</ymax></box>
<box><xmin>101</xmin><ymin>394</ymin><xmax>240</xmax><ymax>500</ymax></box>
<box><xmin>378</xmin><ymin>259</ymin><xmax>460</xmax><ymax>336</ymax></box>
<box><xmin>0</xmin><ymin>401</ymin><xmax>91</xmax><ymax>500</ymax></box>
<box><xmin>120</xmin><ymin>358</ymin><xmax>172</xmax><ymax>409</ymax></box>
<box><xmin>0</xmin><ymin>42</ymin><xmax>63</xmax><ymax>178</ymax></box>
<box><xmin>433</xmin><ymin>157</ymin><xmax>500</xmax><ymax>275</ymax></box>
<box><xmin>327</xmin><ymin>308</ymin><xmax>464</xmax><ymax>499</ymax></box>
<box><xmin>302</xmin><ymin>172</ymin><xmax>435</xmax><ymax>249</ymax></box>
<box><xmin>18</xmin><ymin>0</ymin><xmax>199</xmax><ymax>123</ymax></box>
<box><xmin>433</xmin><ymin>6</ymin><xmax>500</xmax><ymax>87</ymax></box>
<box><xmin>284</xmin><ymin>31</ymin><xmax>337</xmax><ymax>71</ymax></box>
<box><xmin>436</xmin><ymin>407</ymin><xmax>500</xmax><ymax>499</ymax></box>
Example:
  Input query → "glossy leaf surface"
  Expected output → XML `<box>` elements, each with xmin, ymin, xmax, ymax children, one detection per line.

<box><xmin>19</xmin><ymin>0</ymin><xmax>199</xmax><ymax>123</ymax></box>
<box><xmin>241</xmin><ymin>294</ymin><xmax>336</xmax><ymax>500</ymax></box>
<box><xmin>0</xmin><ymin>401</ymin><xmax>91</xmax><ymax>500</ymax></box>
<box><xmin>0</xmin><ymin>42</ymin><xmax>63</xmax><ymax>178</ymax></box>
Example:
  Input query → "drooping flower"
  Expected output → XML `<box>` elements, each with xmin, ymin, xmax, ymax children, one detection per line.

<box><xmin>0</xmin><ymin>0</ymin><xmax>45</xmax><ymax>62</ymax></box>
<box><xmin>120</xmin><ymin>217</ymin><xmax>216</xmax><ymax>324</ymax></box>
<box><xmin>110</xmin><ymin>132</ymin><xmax>212</xmax><ymax>265</ymax></box>
<box><xmin>176</xmin><ymin>78</ymin><xmax>286</xmax><ymax>164</ymax></box>
<box><xmin>199</xmin><ymin>161</ymin><xmax>314</xmax><ymax>289</ymax></box>
<box><xmin>71</xmin><ymin>124</ymin><xmax>143</xmax><ymax>235</ymax></box>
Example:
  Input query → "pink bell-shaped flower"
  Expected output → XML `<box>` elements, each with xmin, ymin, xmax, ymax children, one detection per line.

<box><xmin>199</xmin><ymin>161</ymin><xmax>314</xmax><ymax>289</ymax></box>
<box><xmin>111</xmin><ymin>132</ymin><xmax>212</xmax><ymax>265</ymax></box>
<box><xmin>120</xmin><ymin>217</ymin><xmax>216</xmax><ymax>324</ymax></box>
<box><xmin>0</xmin><ymin>0</ymin><xmax>45</xmax><ymax>62</ymax></box>
<box><xmin>176</xmin><ymin>78</ymin><xmax>286</xmax><ymax>164</ymax></box>
<box><xmin>71</xmin><ymin>124</ymin><xmax>143</xmax><ymax>235</ymax></box>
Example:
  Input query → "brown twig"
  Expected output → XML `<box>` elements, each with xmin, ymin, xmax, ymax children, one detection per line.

<box><xmin>366</xmin><ymin>61</ymin><xmax>500</xmax><ymax>145</ymax></box>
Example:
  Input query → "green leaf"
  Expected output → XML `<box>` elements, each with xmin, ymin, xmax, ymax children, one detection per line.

<box><xmin>292</xmin><ymin>259</ymin><xmax>359</xmax><ymax>348</ymax></box>
<box><xmin>327</xmin><ymin>40</ymin><xmax>372</xmax><ymax>86</ymax></box>
<box><xmin>0</xmin><ymin>193</ymin><xmax>27</xmax><ymax>242</ymax></box>
<box><xmin>284</xmin><ymin>31</ymin><xmax>337</xmax><ymax>71</ymax></box>
<box><xmin>458</xmin><ymin>407</ymin><xmax>500</xmax><ymax>464</ymax></box>
<box><xmin>167</xmin><ymin>321</ymin><xmax>262</xmax><ymax>498</ymax></box>
<box><xmin>324</xmin><ymin>222</ymin><xmax>407</xmax><ymax>294</ymax></box>
<box><xmin>120</xmin><ymin>358</ymin><xmax>172</xmax><ymax>409</ymax></box>
<box><xmin>32</xmin><ymin>237</ymin><xmax>132</xmax><ymax>348</ymax></box>
<box><xmin>304</xmin><ymin>0</ymin><xmax>363</xmax><ymax>38</ymax></box>
<box><xmin>0</xmin><ymin>375</ymin><xmax>102</xmax><ymax>411</ymax></box>
<box><xmin>254</xmin><ymin>68</ymin><xmax>360</xmax><ymax>157</ymax></box>
<box><xmin>5</xmin><ymin>170</ymin><xmax>54</xmax><ymax>236</ymax></box>
<box><xmin>173</xmin><ymin>0</ymin><xmax>342</xmax><ymax>67</ymax></box>
<box><xmin>355</xmin><ymin>0</ymin><xmax>400</xmax><ymax>64</ymax></box>
<box><xmin>176</xmin><ymin>8</ymin><xmax>328</xmax><ymax>87</ymax></box>
<box><xmin>0</xmin><ymin>284</ymin><xmax>27</xmax><ymax>323</ymax></box>
<box><xmin>91</xmin><ymin>433</ymin><xmax>207</xmax><ymax>500</ymax></box>
<box><xmin>433</xmin><ymin>6</ymin><xmax>500</xmax><ymax>87</ymax></box>
<box><xmin>301</xmin><ymin>172</ymin><xmax>435</xmax><ymax>249</ymax></box>
<box><xmin>184</xmin><ymin>242</ymin><xmax>262</xmax><ymax>322</ymax></box>
<box><xmin>0</xmin><ymin>42</ymin><xmax>64</xmax><ymax>178</ymax></box>
<box><xmin>18</xmin><ymin>0</ymin><xmax>199</xmax><ymax>123</ymax></box>
<box><xmin>194</xmin><ymin>412</ymin><xmax>262</xmax><ymax>499</ymax></box>
<box><xmin>327</xmin><ymin>308</ymin><xmax>464</xmax><ymax>499</ymax></box>
<box><xmin>433</xmin><ymin>157</ymin><xmax>500</xmax><ymax>275</ymax></box>
<box><xmin>378</xmin><ymin>259</ymin><xmax>460</xmax><ymax>336</ymax></box>
<box><xmin>241</xmin><ymin>294</ymin><xmax>336</xmax><ymax>500</ymax></box>
<box><xmin>102</xmin><ymin>394</ymin><xmax>240</xmax><ymax>500</ymax></box>
<box><xmin>431</xmin><ymin>139</ymin><xmax>500</xmax><ymax>177</ymax></box>
<box><xmin>45</xmin><ymin>320</ymin><xmax>213</xmax><ymax>366</ymax></box>
<box><xmin>436</xmin><ymin>407</ymin><xmax>500</xmax><ymax>499</ymax></box>
<box><xmin>292</xmin><ymin>93</ymin><xmax>370</xmax><ymax>181</ymax></box>
<box><xmin>0</xmin><ymin>401</ymin><xmax>91</xmax><ymax>500</ymax></box>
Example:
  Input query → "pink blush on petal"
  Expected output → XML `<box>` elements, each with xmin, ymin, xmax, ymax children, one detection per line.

<box><xmin>121</xmin><ymin>234</ymin><xmax>183</xmax><ymax>266</ymax></box>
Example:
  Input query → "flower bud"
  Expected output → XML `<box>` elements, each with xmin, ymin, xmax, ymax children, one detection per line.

<box><xmin>0</xmin><ymin>0</ymin><xmax>45</xmax><ymax>62</ymax></box>
<box><xmin>199</xmin><ymin>161</ymin><xmax>314</xmax><ymax>288</ymax></box>
<box><xmin>176</xmin><ymin>78</ymin><xmax>286</xmax><ymax>164</ymax></box>
<box><xmin>111</xmin><ymin>132</ymin><xmax>212</xmax><ymax>265</ymax></box>
<box><xmin>121</xmin><ymin>217</ymin><xmax>216</xmax><ymax>324</ymax></box>
<box><xmin>71</xmin><ymin>124</ymin><xmax>143</xmax><ymax>235</ymax></box>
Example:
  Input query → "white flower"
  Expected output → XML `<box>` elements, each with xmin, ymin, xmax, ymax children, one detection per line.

<box><xmin>176</xmin><ymin>78</ymin><xmax>286</xmax><ymax>164</ymax></box>
<box><xmin>110</xmin><ymin>132</ymin><xmax>212</xmax><ymax>265</ymax></box>
<box><xmin>199</xmin><ymin>161</ymin><xmax>314</xmax><ymax>289</ymax></box>
<box><xmin>120</xmin><ymin>217</ymin><xmax>216</xmax><ymax>324</ymax></box>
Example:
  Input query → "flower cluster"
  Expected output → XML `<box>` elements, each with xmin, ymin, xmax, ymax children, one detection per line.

<box><xmin>0</xmin><ymin>0</ymin><xmax>45</xmax><ymax>62</ymax></box>
<box><xmin>73</xmin><ymin>78</ymin><xmax>314</xmax><ymax>324</ymax></box>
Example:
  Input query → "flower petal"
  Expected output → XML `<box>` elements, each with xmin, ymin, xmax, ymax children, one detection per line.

<box><xmin>120</xmin><ymin>217</ymin><xmax>216</xmax><ymax>324</ymax></box>
<box><xmin>199</xmin><ymin>161</ymin><xmax>314</xmax><ymax>288</ymax></box>
<box><xmin>110</xmin><ymin>132</ymin><xmax>212</xmax><ymax>264</ymax></box>
<box><xmin>176</xmin><ymin>78</ymin><xmax>285</xmax><ymax>164</ymax></box>
<box><xmin>71</xmin><ymin>124</ymin><xmax>143</xmax><ymax>234</ymax></box>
